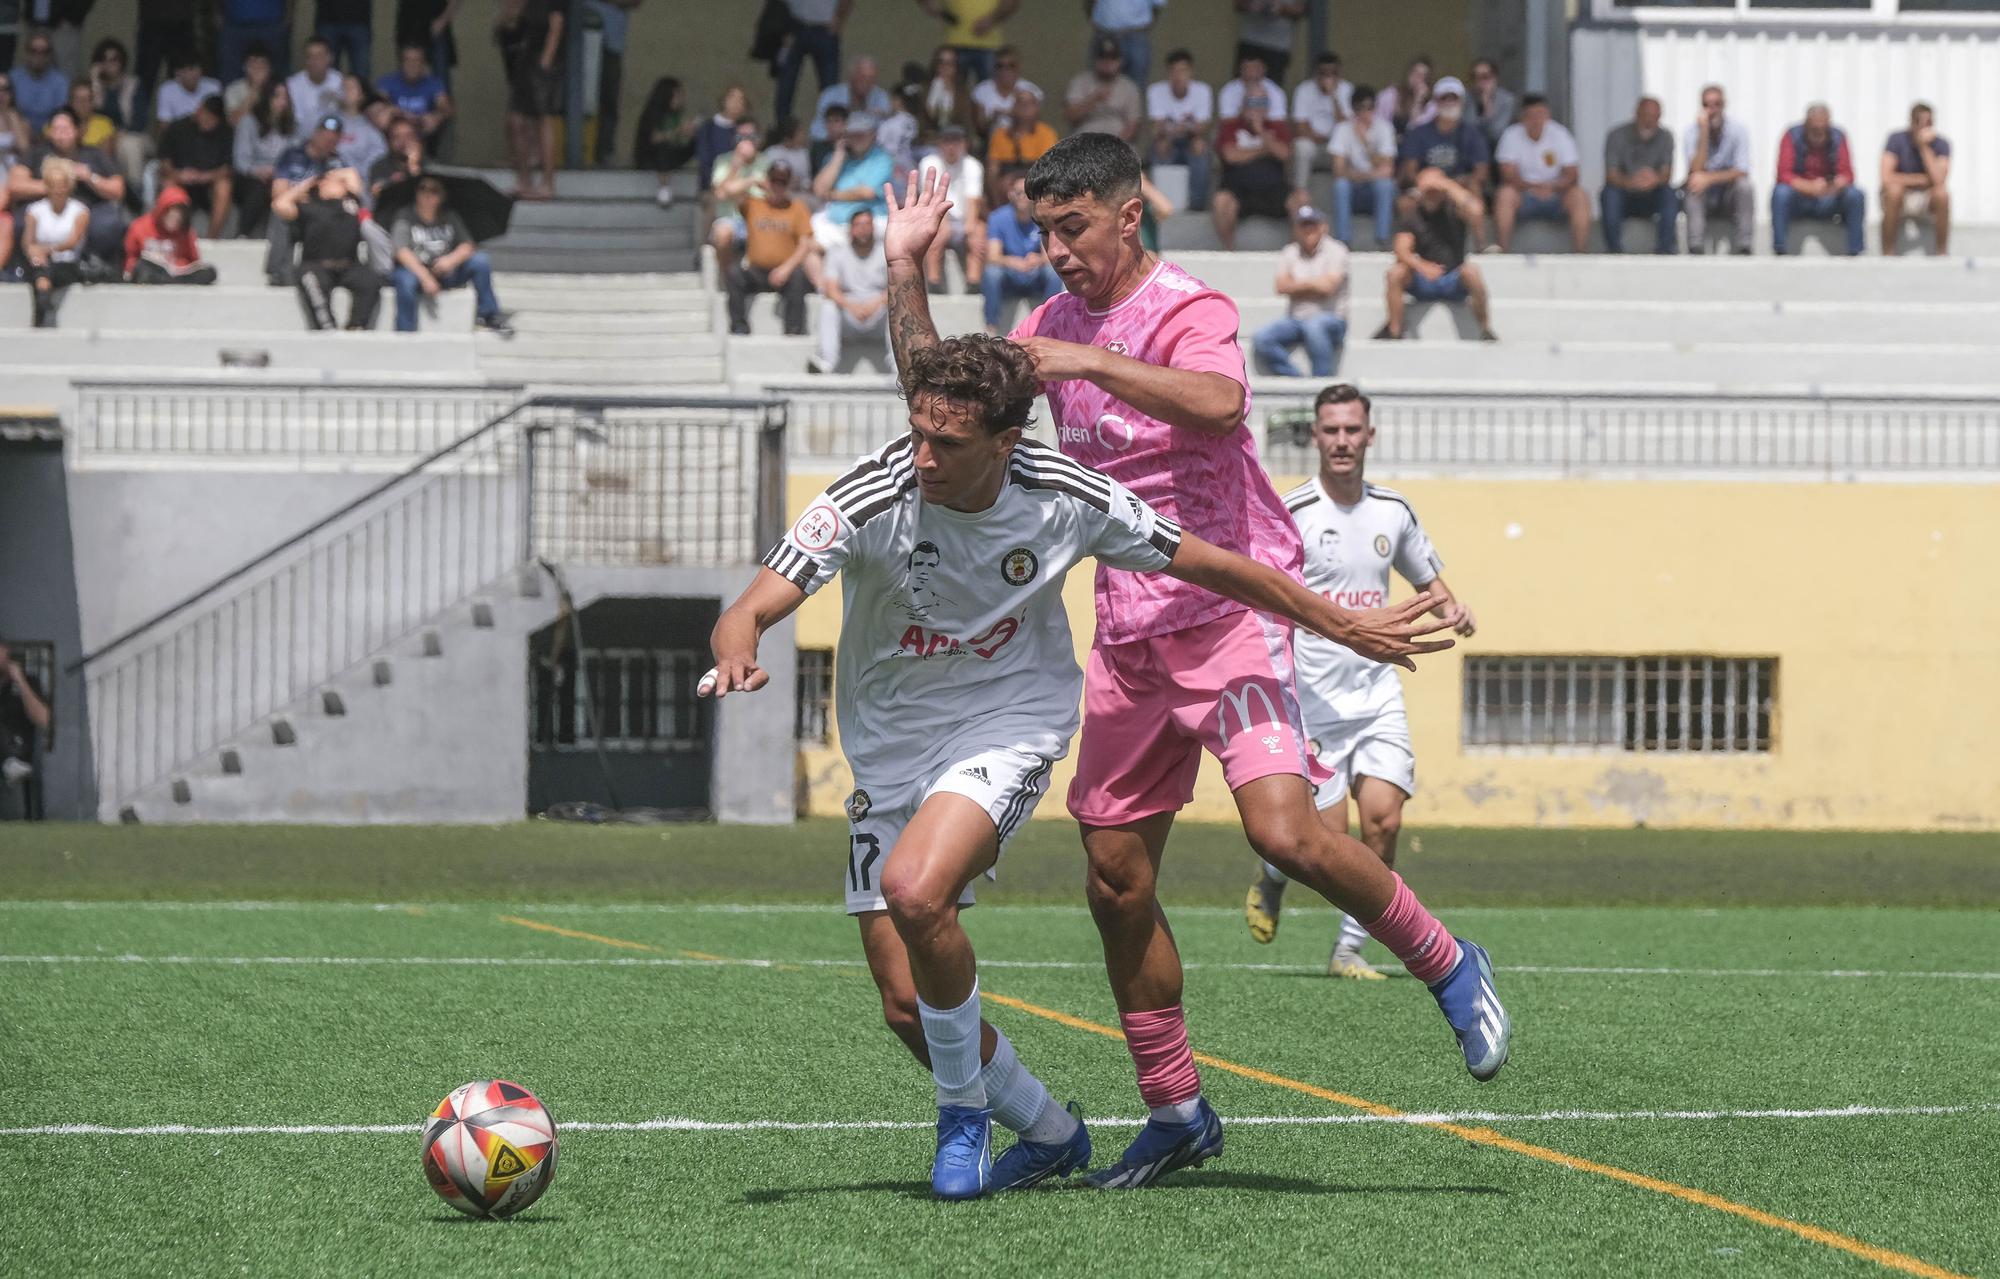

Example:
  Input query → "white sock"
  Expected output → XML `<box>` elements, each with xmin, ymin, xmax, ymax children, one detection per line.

<box><xmin>1150</xmin><ymin>1098</ymin><xmax>1203</xmax><ymax>1125</ymax></box>
<box><xmin>1260</xmin><ymin>861</ymin><xmax>1289</xmax><ymax>885</ymax></box>
<box><xmin>917</xmin><ymin>982</ymin><xmax>987</xmax><ymax>1109</ymax></box>
<box><xmin>1337</xmin><ymin>913</ymin><xmax>1370</xmax><ymax>954</ymax></box>
<box><xmin>979</xmin><ymin>1030</ymin><xmax>1078</xmax><ymax>1143</ymax></box>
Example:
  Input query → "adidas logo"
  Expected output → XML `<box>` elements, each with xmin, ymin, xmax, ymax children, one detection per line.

<box><xmin>960</xmin><ymin>766</ymin><xmax>990</xmax><ymax>784</ymax></box>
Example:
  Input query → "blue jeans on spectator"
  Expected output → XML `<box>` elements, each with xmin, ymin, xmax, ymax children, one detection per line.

<box><xmin>1332</xmin><ymin>174</ymin><xmax>1396</xmax><ymax>246</ymax></box>
<box><xmin>1408</xmin><ymin>269</ymin><xmax>1469</xmax><ymax>303</ymax></box>
<box><xmin>1152</xmin><ymin>134</ymin><xmax>1209</xmax><ymax>210</ymax></box>
<box><xmin>1091</xmin><ymin>28</ymin><xmax>1152</xmax><ymax>89</ymax></box>
<box><xmin>982</xmin><ymin>263</ymin><xmax>1062</xmax><ymax>328</ymax></box>
<box><xmin>393</xmin><ymin>252</ymin><xmax>501</xmax><ymax>331</ymax></box>
<box><xmin>1600</xmin><ymin>184</ymin><xmax>1679</xmax><ymax>254</ymax></box>
<box><xmin>316</xmin><ymin>21</ymin><xmax>372</xmax><ymax>80</ymax></box>
<box><xmin>221</xmin><ymin>21</ymin><xmax>290</xmax><ymax>79</ymax></box>
<box><xmin>950</xmin><ymin>47</ymin><xmax>994</xmax><ymax>85</ymax></box>
<box><xmin>1771</xmin><ymin>183</ymin><xmax>1866</xmax><ymax>256</ymax></box>
<box><xmin>777</xmin><ymin>24</ymin><xmax>840</xmax><ymax>123</ymax></box>
<box><xmin>1252</xmin><ymin>312</ymin><xmax>1348</xmax><ymax>378</ymax></box>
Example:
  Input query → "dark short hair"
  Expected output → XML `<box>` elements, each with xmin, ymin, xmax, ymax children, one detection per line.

<box><xmin>1166</xmin><ymin>48</ymin><xmax>1192</xmax><ymax>67</ymax></box>
<box><xmin>401</xmin><ymin>41</ymin><xmax>428</xmax><ymax>56</ymax></box>
<box><xmin>1317</xmin><ymin>50</ymin><xmax>1341</xmax><ymax>66</ymax></box>
<box><xmin>898</xmin><ymin>336</ymin><xmax>1040</xmax><ymax>435</ymax></box>
<box><xmin>909</xmin><ymin>541</ymin><xmax>941</xmax><ymax>564</ymax></box>
<box><xmin>49</xmin><ymin>106</ymin><xmax>81</xmax><ymax>128</ymax></box>
<box><xmin>1911</xmin><ymin>101</ymin><xmax>1934</xmax><ymax>120</ymax></box>
<box><xmin>1521</xmin><ymin>92</ymin><xmax>1549</xmax><ymax>111</ymax></box>
<box><xmin>92</xmin><ymin>37</ymin><xmax>129</xmax><ymax>64</ymax></box>
<box><xmin>199</xmin><ymin>93</ymin><xmax>226</xmax><ymax>117</ymax></box>
<box><xmin>171</xmin><ymin>49</ymin><xmax>204</xmax><ymax>72</ymax></box>
<box><xmin>243</xmin><ymin>42</ymin><xmax>273</xmax><ymax>62</ymax></box>
<box><xmin>1314</xmin><ymin>382</ymin><xmax>1372</xmax><ymax>419</ymax></box>
<box><xmin>306</xmin><ymin>35</ymin><xmax>334</xmax><ymax>52</ymax></box>
<box><xmin>1024</xmin><ymin>131</ymin><xmax>1140</xmax><ymax>207</ymax></box>
<box><xmin>825</xmin><ymin>102</ymin><xmax>850</xmax><ymax>118</ymax></box>
<box><xmin>1472</xmin><ymin>56</ymin><xmax>1499</xmax><ymax>75</ymax></box>
<box><xmin>1350</xmin><ymin>84</ymin><xmax>1376</xmax><ymax>110</ymax></box>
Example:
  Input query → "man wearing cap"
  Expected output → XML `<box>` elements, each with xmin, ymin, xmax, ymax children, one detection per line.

<box><xmin>1396</xmin><ymin>75</ymin><xmax>1488</xmax><ymax>249</ymax></box>
<box><xmin>918</xmin><ymin>125</ymin><xmax>987</xmax><ymax>291</ymax></box>
<box><xmin>1252</xmin><ymin>205</ymin><xmax>1348</xmax><ymax>377</ymax></box>
<box><xmin>725</xmin><ymin>158</ymin><xmax>813</xmax><ymax>336</ymax></box>
<box><xmin>1066</xmin><ymin>35</ymin><xmax>1142</xmax><ymax>142</ymax></box>
<box><xmin>264</xmin><ymin>111</ymin><xmax>345</xmax><ymax>285</ymax></box>
<box><xmin>1211</xmin><ymin>88</ymin><xmax>1295</xmax><ymax>251</ymax></box>
<box><xmin>810</xmin><ymin>108</ymin><xmax>893</xmax><ymax>252</ymax></box>
<box><xmin>390</xmin><ymin>173</ymin><xmax>514</xmax><ymax>335</ymax></box>
<box><xmin>1086</xmin><ymin>0</ymin><xmax>1166</xmax><ymax>90</ymax></box>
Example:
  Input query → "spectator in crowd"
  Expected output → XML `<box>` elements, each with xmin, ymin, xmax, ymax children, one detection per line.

<box><xmin>1880</xmin><ymin>102</ymin><xmax>1950</xmax><ymax>256</ymax></box>
<box><xmin>1683</xmin><ymin>83</ymin><xmax>1753</xmax><ymax>255</ymax></box>
<box><xmin>0</xmin><ymin>75</ymin><xmax>29</xmax><ymax>175</ymax></box>
<box><xmin>152</xmin><ymin>49</ymin><xmax>219</xmax><ymax>137</ymax></box>
<box><xmin>1329</xmin><ymin>83</ymin><xmax>1395</xmax><ymax>246</ymax></box>
<box><xmin>1376</xmin><ymin>54</ymin><xmax>1432</xmax><ymax>136</ymax></box>
<box><xmin>1217</xmin><ymin>49</ymin><xmax>1285</xmax><ymax>121</ymax></box>
<box><xmin>133</xmin><ymin>0</ymin><xmax>198</xmax><ymax>94</ymax></box>
<box><xmin>273</xmin><ymin>165</ymin><xmax>381</xmax><ymax>329</ymax></box>
<box><xmin>692</xmin><ymin>84</ymin><xmax>747</xmax><ymax>194</ymax></box>
<box><xmin>810</xmin><ymin>109</ymin><xmax>891</xmax><ymax>249</ymax></box>
<box><xmin>811</xmin><ymin>103</ymin><xmax>848</xmax><ymax>173</ymax></box>
<box><xmin>1600</xmin><ymin>95</ymin><xmax>1677</xmax><ymax>254</ymax></box>
<box><xmin>879</xmin><ymin>81</ymin><xmax>922</xmax><ymax>175</ymax></box>
<box><xmin>985</xmin><ymin>88</ymin><xmax>1055</xmax><ymax>192</ymax></box>
<box><xmin>89</xmin><ymin>40</ymin><xmax>146</xmax><ymax>137</ymax></box>
<box><xmin>1467</xmin><ymin>57</ymin><xmax>1515</xmax><ymax>152</ymax></box>
<box><xmin>223</xmin><ymin>43</ymin><xmax>273</xmax><ymax>126</ymax></box>
<box><xmin>1066</xmin><ymin>35</ymin><xmax>1142</xmax><ymax>142</ymax></box>
<box><xmin>1397</xmin><ymin>74</ymin><xmax>1486</xmax><ymax>246</ymax></box>
<box><xmin>584</xmin><ymin>0</ymin><xmax>639</xmax><ymax>167</ymax></box>
<box><xmin>1087</xmin><ymin>0</ymin><xmax>1164</xmax><ymax>90</ymax></box>
<box><xmin>1493</xmin><ymin>92</ymin><xmax>1587</xmax><ymax>252</ymax></box>
<box><xmin>1146</xmin><ymin>47</ymin><xmax>1212</xmax><ymax>210</ymax></box>
<box><xmin>1236</xmin><ymin>0</ymin><xmax>1305</xmax><ymax>87</ymax></box>
<box><xmin>917</xmin><ymin>46</ymin><xmax>976</xmax><ymax>141</ymax></box>
<box><xmin>396</xmin><ymin>0</ymin><xmax>459</xmax><ymax>91</ymax></box>
<box><xmin>315</xmin><ymin>0</ymin><xmax>373</xmax><ymax>80</ymax></box>
<box><xmin>158</xmin><ymin>93</ymin><xmax>233</xmax><ymax>231</ymax></box>
<box><xmin>1211</xmin><ymin>90</ymin><xmax>1295</xmax><ymax>251</ymax></box>
<box><xmin>44</xmin><ymin>3</ymin><xmax>91</xmax><ymax>79</ymax></box>
<box><xmin>287</xmin><ymin>37</ymin><xmax>345</xmax><ymax>124</ymax></box>
<box><xmin>763</xmin><ymin>116</ymin><xmax>811</xmax><ymax>189</ymax></box>
<box><xmin>12</xmin><ymin>108</ymin><xmax>126</xmax><ymax>262</ymax></box>
<box><xmin>775</xmin><ymin>0</ymin><xmax>850</xmax><ymax>124</ymax></box>
<box><xmin>265</xmin><ymin>111</ymin><xmax>342</xmax><ymax>283</ymax></box>
<box><xmin>0</xmin><ymin>642</ymin><xmax>51</xmax><ymax>821</ymax></box>
<box><xmin>123</xmin><ymin>183</ymin><xmax>218</xmax><ymax>282</ymax></box>
<box><xmin>390</xmin><ymin>174</ymin><xmax>510</xmax><ymax>333</ymax></box>
<box><xmin>11</xmin><ymin>29</ymin><xmax>68</xmax><ymax>135</ymax></box>
<box><xmin>971</xmin><ymin>45</ymin><xmax>1039</xmax><ymax>134</ymax></box>
<box><xmin>724</xmin><ymin>158</ymin><xmax>812</xmax><ymax>335</ymax></box>
<box><xmin>497</xmin><ymin>0</ymin><xmax>563</xmax><ymax>200</ymax></box>
<box><xmin>811</xmin><ymin>206</ymin><xmax>889</xmax><ymax>373</ymax></box>
<box><xmin>233</xmin><ymin>78</ymin><xmax>295</xmax><ymax>236</ymax></box>
<box><xmin>377</xmin><ymin>43</ymin><xmax>452</xmax><ymax>148</ymax></box>
<box><xmin>812</xmin><ymin>54</ymin><xmax>890</xmax><ymax>142</ymax></box>
<box><xmin>220</xmin><ymin>0</ymin><xmax>290</xmax><ymax>96</ymax></box>
<box><xmin>21</xmin><ymin>156</ymin><xmax>88</xmax><ymax>327</ymax></box>
<box><xmin>1381</xmin><ymin>167</ymin><xmax>1494</xmax><ymax>341</ymax></box>
<box><xmin>710</xmin><ymin>117</ymin><xmax>769</xmax><ymax>274</ymax></box>
<box><xmin>978</xmin><ymin>167</ymin><xmax>1060</xmax><ymax>331</ymax></box>
<box><xmin>66</xmin><ymin>80</ymin><xmax>116</xmax><ymax>150</ymax></box>
<box><xmin>369</xmin><ymin>113</ymin><xmax>426</xmax><ymax>201</ymax></box>
<box><xmin>332</xmin><ymin>74</ymin><xmax>387</xmax><ymax>179</ymax></box>
<box><xmin>918</xmin><ymin>124</ymin><xmax>985</xmax><ymax>290</ymax></box>
<box><xmin>1288</xmin><ymin>50</ymin><xmax>1351</xmax><ymax>196</ymax></box>
<box><xmin>636</xmin><ymin>77</ymin><xmax>696</xmax><ymax>205</ymax></box>
<box><xmin>918</xmin><ymin>0</ymin><xmax>1016</xmax><ymax>87</ymax></box>
<box><xmin>1252</xmin><ymin>204</ymin><xmax>1348</xmax><ymax>377</ymax></box>
<box><xmin>1772</xmin><ymin>102</ymin><xmax>1862</xmax><ymax>257</ymax></box>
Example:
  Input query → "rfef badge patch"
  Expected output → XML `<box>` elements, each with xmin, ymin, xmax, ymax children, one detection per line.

<box><xmin>794</xmin><ymin>504</ymin><xmax>842</xmax><ymax>551</ymax></box>
<box><xmin>1373</xmin><ymin>534</ymin><xmax>1391</xmax><ymax>558</ymax></box>
<box><xmin>1000</xmin><ymin>547</ymin><xmax>1039</xmax><ymax>586</ymax></box>
<box><xmin>846</xmin><ymin>788</ymin><xmax>872</xmax><ymax>822</ymax></box>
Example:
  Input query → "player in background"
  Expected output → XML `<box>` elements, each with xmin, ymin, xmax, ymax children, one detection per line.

<box><xmin>701</xmin><ymin>336</ymin><xmax>1446</xmax><ymax>1199</ymax></box>
<box><xmin>1244</xmin><ymin>383</ymin><xmax>1480</xmax><ymax>978</ymax></box>
<box><xmin>881</xmin><ymin>138</ymin><xmax>1510</xmax><ymax>1192</ymax></box>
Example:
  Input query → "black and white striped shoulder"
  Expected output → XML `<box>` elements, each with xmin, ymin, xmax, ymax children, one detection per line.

<box><xmin>1008</xmin><ymin>440</ymin><xmax>1181</xmax><ymax>559</ymax></box>
<box><xmin>1365</xmin><ymin>483</ymin><xmax>1420</xmax><ymax>522</ymax></box>
<box><xmin>826</xmin><ymin>436</ymin><xmax>919</xmax><ymax>529</ymax></box>
<box><xmin>1284</xmin><ymin>478</ymin><xmax>1322</xmax><ymax>514</ymax></box>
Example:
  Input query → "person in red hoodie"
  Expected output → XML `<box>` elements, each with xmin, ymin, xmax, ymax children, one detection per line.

<box><xmin>123</xmin><ymin>185</ymin><xmax>220</xmax><ymax>284</ymax></box>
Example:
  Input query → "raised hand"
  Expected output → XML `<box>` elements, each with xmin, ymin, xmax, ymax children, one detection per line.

<box><xmin>883</xmin><ymin>165</ymin><xmax>954</xmax><ymax>268</ymax></box>
<box><xmin>1325</xmin><ymin>594</ymin><xmax>1456</xmax><ymax>671</ymax></box>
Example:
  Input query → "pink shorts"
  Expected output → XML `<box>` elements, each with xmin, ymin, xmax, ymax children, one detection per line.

<box><xmin>1067</xmin><ymin>608</ymin><xmax>1317</xmax><ymax>827</ymax></box>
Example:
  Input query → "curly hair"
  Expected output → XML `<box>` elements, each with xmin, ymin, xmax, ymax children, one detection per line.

<box><xmin>897</xmin><ymin>335</ymin><xmax>1040</xmax><ymax>435</ymax></box>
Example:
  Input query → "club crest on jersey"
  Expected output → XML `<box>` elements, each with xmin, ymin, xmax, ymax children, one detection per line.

<box><xmin>1104</xmin><ymin>340</ymin><xmax>1129</xmax><ymax>356</ymax></box>
<box><xmin>846</xmin><ymin>788</ymin><xmax>872</xmax><ymax>822</ymax></box>
<box><xmin>1000</xmin><ymin>547</ymin><xmax>1039</xmax><ymax>586</ymax></box>
<box><xmin>1373</xmin><ymin>534</ymin><xmax>1391</xmax><ymax>558</ymax></box>
<box><xmin>794</xmin><ymin>504</ymin><xmax>841</xmax><ymax>551</ymax></box>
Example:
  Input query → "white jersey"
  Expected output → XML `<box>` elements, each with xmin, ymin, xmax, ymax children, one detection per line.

<box><xmin>763</xmin><ymin>436</ymin><xmax>1182</xmax><ymax>785</ymax></box>
<box><xmin>1285</xmin><ymin>475</ymin><xmax>1443</xmax><ymax>723</ymax></box>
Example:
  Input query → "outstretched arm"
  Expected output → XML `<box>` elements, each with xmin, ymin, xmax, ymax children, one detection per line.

<box><xmin>882</xmin><ymin>166</ymin><xmax>953</xmax><ymax>370</ymax></box>
<box><xmin>699</xmin><ymin>568</ymin><xmax>809</xmax><ymax>697</ymax></box>
<box><xmin>1165</xmin><ymin>533</ymin><xmax>1453</xmax><ymax>671</ymax></box>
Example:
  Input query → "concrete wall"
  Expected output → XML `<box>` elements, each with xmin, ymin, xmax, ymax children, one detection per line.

<box><xmin>788</xmin><ymin>471</ymin><xmax>2000</xmax><ymax>831</ymax></box>
<box><xmin>0</xmin><ymin>442</ymin><xmax>96</xmax><ymax>821</ymax></box>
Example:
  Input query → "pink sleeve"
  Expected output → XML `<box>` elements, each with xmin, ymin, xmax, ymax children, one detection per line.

<box><xmin>1155</xmin><ymin>294</ymin><xmax>1248</xmax><ymax>387</ymax></box>
<box><xmin>1005</xmin><ymin>298</ymin><xmax>1050</xmax><ymax>342</ymax></box>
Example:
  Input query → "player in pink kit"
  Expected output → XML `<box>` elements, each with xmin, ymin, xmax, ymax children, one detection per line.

<box><xmin>882</xmin><ymin>134</ymin><xmax>1510</xmax><ymax>1189</ymax></box>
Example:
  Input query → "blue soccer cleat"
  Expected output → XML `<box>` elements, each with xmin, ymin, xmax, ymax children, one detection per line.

<box><xmin>1084</xmin><ymin>1097</ymin><xmax>1224</xmax><ymax>1189</ymax></box>
<box><xmin>930</xmin><ymin>1104</ymin><xmax>993</xmax><ymax>1200</ymax></box>
<box><xmin>990</xmin><ymin>1102</ymin><xmax>1092</xmax><ymax>1191</ymax></box>
<box><xmin>1428</xmin><ymin>938</ymin><xmax>1511</xmax><ymax>1081</ymax></box>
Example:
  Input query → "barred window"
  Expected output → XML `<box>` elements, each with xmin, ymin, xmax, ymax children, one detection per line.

<box><xmin>1462</xmin><ymin>656</ymin><xmax>1776</xmax><ymax>753</ymax></box>
<box><xmin>532</xmin><ymin>647</ymin><xmax>709</xmax><ymax>753</ymax></box>
<box><xmin>796</xmin><ymin>648</ymin><xmax>834</xmax><ymax>745</ymax></box>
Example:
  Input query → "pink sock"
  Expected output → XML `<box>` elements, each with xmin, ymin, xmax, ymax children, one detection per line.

<box><xmin>1119</xmin><ymin>1006</ymin><xmax>1202</xmax><ymax>1109</ymax></box>
<box><xmin>1364</xmin><ymin>874</ymin><xmax>1461</xmax><ymax>985</ymax></box>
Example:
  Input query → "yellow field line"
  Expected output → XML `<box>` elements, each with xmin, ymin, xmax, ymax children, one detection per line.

<box><xmin>982</xmin><ymin>992</ymin><xmax>1966</xmax><ymax>1279</ymax></box>
<box><xmin>495</xmin><ymin>914</ymin><xmax>725</xmax><ymax>964</ymax></box>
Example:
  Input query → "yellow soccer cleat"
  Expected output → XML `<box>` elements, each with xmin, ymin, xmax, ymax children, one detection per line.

<box><xmin>1244</xmin><ymin>876</ymin><xmax>1285</xmax><ymax>944</ymax></box>
<box><xmin>1328</xmin><ymin>948</ymin><xmax>1388</xmax><ymax>981</ymax></box>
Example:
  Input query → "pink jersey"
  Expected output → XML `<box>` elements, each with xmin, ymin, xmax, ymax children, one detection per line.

<box><xmin>1010</xmin><ymin>258</ymin><xmax>1303</xmax><ymax>645</ymax></box>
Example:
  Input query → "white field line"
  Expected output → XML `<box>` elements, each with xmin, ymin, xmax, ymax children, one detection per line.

<box><xmin>0</xmin><ymin>900</ymin><xmax>1536</xmax><ymax>917</ymax></box>
<box><xmin>4</xmin><ymin>953</ymin><xmax>1999</xmax><ymax>980</ymax></box>
<box><xmin>6</xmin><ymin>1103</ymin><xmax>1997</xmax><ymax>1139</ymax></box>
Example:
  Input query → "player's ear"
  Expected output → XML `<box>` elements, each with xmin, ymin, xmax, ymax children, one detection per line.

<box><xmin>1119</xmin><ymin>193</ymin><xmax>1144</xmax><ymax>239</ymax></box>
<box><xmin>993</xmin><ymin>426</ymin><xmax>1023</xmax><ymax>458</ymax></box>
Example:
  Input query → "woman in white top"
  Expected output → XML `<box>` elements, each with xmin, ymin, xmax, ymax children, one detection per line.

<box><xmin>1375</xmin><ymin>55</ymin><xmax>1435</xmax><ymax>138</ymax></box>
<box><xmin>25</xmin><ymin>156</ymin><xmax>91</xmax><ymax>329</ymax></box>
<box><xmin>0</xmin><ymin>75</ymin><xmax>25</xmax><ymax>269</ymax></box>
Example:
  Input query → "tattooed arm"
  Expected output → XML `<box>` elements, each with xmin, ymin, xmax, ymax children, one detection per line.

<box><xmin>881</xmin><ymin>168</ymin><xmax>954</xmax><ymax>369</ymax></box>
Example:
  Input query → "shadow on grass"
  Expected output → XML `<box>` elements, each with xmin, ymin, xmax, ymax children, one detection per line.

<box><xmin>428</xmin><ymin>1214</ymin><xmax>567</xmax><ymax>1224</ymax></box>
<box><xmin>743</xmin><ymin>1176</ymin><xmax>1504</xmax><ymax>1204</ymax></box>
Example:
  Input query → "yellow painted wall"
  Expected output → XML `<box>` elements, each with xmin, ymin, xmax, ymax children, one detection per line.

<box><xmin>789</xmin><ymin>472</ymin><xmax>2000</xmax><ymax>831</ymax></box>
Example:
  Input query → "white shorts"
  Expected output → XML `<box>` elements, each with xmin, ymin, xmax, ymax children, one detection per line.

<box><xmin>1305</xmin><ymin>703</ymin><xmax>1416</xmax><ymax>810</ymax></box>
<box><xmin>841</xmin><ymin>744</ymin><xmax>1058</xmax><ymax>915</ymax></box>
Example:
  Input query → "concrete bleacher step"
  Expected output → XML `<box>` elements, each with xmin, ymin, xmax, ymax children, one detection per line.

<box><xmin>6</xmin><ymin>328</ymin><xmax>478</xmax><ymax>373</ymax></box>
<box><xmin>466</xmin><ymin>168</ymin><xmax>662</xmax><ymax>199</ymax></box>
<box><xmin>476</xmin><ymin>331</ymin><xmax>718</xmax><ymax>361</ymax></box>
<box><xmin>0</xmin><ymin>286</ymin><xmax>477</xmax><ymax>333</ymax></box>
<box><xmin>490</xmin><ymin>227</ymin><xmax>695</xmax><ymax>255</ymax></box>
<box><xmin>479</xmin><ymin>354</ymin><xmax>726</xmax><ymax>384</ymax></box>
<box><xmin>505</xmin><ymin>200</ymin><xmax>683</xmax><ymax>231</ymax></box>
<box><xmin>507</xmin><ymin>308</ymin><xmax>711</xmax><ymax>335</ymax></box>
<box><xmin>486</xmin><ymin>247</ymin><xmax>697</xmax><ymax>274</ymax></box>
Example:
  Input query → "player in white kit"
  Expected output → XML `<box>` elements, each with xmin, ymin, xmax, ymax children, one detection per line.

<box><xmin>1245</xmin><ymin>384</ymin><xmax>1480</xmax><ymax>977</ymax></box>
<box><xmin>703</xmin><ymin>338</ymin><xmax>1416</xmax><ymax>1200</ymax></box>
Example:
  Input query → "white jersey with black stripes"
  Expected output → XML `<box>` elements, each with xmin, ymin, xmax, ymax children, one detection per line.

<box><xmin>763</xmin><ymin>436</ymin><xmax>1184</xmax><ymax>785</ymax></box>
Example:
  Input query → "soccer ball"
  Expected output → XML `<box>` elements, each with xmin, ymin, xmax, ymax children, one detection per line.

<box><xmin>421</xmin><ymin>1080</ymin><xmax>559</xmax><ymax>1219</ymax></box>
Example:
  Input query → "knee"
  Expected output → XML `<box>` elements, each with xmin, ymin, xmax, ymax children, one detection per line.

<box><xmin>1361</xmin><ymin>805</ymin><xmax>1402</xmax><ymax>846</ymax></box>
<box><xmin>1245</xmin><ymin>814</ymin><xmax>1319</xmax><ymax>880</ymax></box>
<box><xmin>879</xmin><ymin>865</ymin><xmax>952</xmax><ymax>938</ymax></box>
<box><xmin>1083</xmin><ymin>854</ymin><xmax>1155</xmax><ymax>927</ymax></box>
<box><xmin>1385</xmin><ymin>262</ymin><xmax>1410</xmax><ymax>289</ymax></box>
